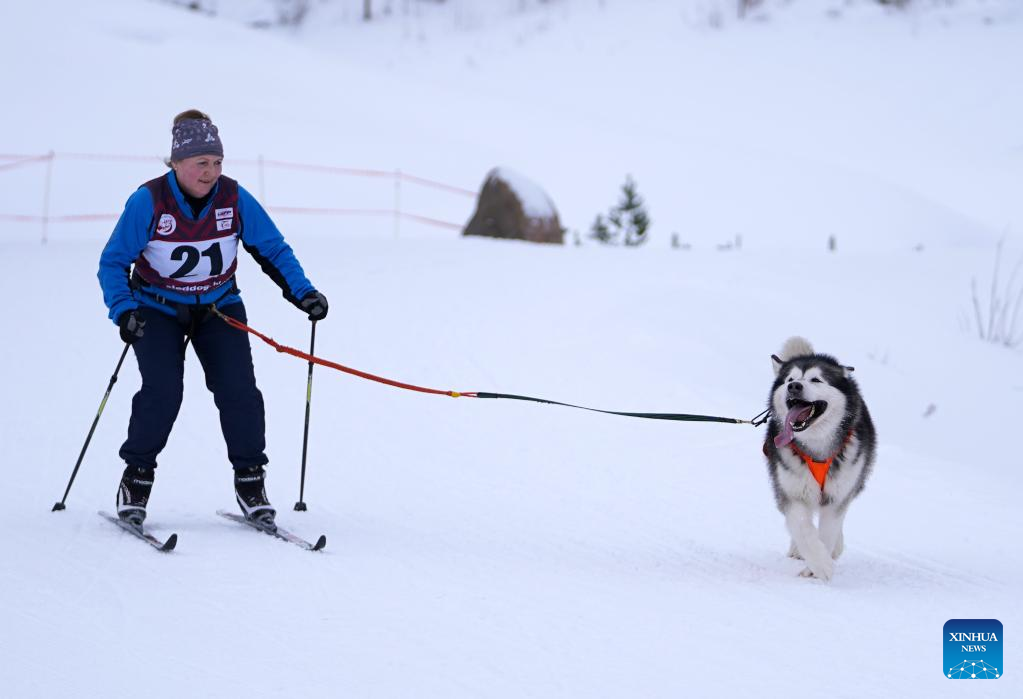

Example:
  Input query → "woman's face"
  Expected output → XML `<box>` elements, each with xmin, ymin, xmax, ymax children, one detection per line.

<box><xmin>173</xmin><ymin>154</ymin><xmax>223</xmax><ymax>198</ymax></box>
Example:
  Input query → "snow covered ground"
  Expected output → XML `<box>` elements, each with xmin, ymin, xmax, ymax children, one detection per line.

<box><xmin>1</xmin><ymin>1</ymin><xmax>1021</xmax><ymax>697</ymax></box>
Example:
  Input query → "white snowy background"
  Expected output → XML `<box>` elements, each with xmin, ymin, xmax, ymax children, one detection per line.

<box><xmin>1</xmin><ymin>0</ymin><xmax>1021</xmax><ymax>696</ymax></box>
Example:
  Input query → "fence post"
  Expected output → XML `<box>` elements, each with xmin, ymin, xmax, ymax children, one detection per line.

<box><xmin>41</xmin><ymin>151</ymin><xmax>55</xmax><ymax>245</ymax></box>
<box><xmin>394</xmin><ymin>168</ymin><xmax>402</xmax><ymax>238</ymax></box>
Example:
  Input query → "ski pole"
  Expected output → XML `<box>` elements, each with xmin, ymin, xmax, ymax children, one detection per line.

<box><xmin>294</xmin><ymin>321</ymin><xmax>317</xmax><ymax>511</ymax></box>
<box><xmin>52</xmin><ymin>343</ymin><xmax>131</xmax><ymax>512</ymax></box>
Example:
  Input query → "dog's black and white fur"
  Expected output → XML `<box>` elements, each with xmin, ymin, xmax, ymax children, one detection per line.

<box><xmin>763</xmin><ymin>337</ymin><xmax>876</xmax><ymax>581</ymax></box>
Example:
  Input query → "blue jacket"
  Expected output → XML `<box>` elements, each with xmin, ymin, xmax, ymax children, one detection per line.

<box><xmin>98</xmin><ymin>171</ymin><xmax>316</xmax><ymax>324</ymax></box>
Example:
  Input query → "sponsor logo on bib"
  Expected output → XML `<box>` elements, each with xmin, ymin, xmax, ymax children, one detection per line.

<box><xmin>215</xmin><ymin>207</ymin><xmax>234</xmax><ymax>220</ymax></box>
<box><xmin>216</xmin><ymin>218</ymin><xmax>232</xmax><ymax>231</ymax></box>
<box><xmin>156</xmin><ymin>214</ymin><xmax>176</xmax><ymax>235</ymax></box>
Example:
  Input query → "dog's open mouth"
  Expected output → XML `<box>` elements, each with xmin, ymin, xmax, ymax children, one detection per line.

<box><xmin>786</xmin><ymin>399</ymin><xmax>828</xmax><ymax>431</ymax></box>
<box><xmin>774</xmin><ymin>399</ymin><xmax>828</xmax><ymax>447</ymax></box>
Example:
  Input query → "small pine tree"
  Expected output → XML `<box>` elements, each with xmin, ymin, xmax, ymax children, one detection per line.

<box><xmin>590</xmin><ymin>214</ymin><xmax>613</xmax><ymax>243</ymax></box>
<box><xmin>589</xmin><ymin>176</ymin><xmax>651</xmax><ymax>246</ymax></box>
<box><xmin>616</xmin><ymin>176</ymin><xmax>650</xmax><ymax>247</ymax></box>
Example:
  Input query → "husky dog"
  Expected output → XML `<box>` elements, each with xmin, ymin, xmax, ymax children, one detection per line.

<box><xmin>763</xmin><ymin>337</ymin><xmax>876</xmax><ymax>581</ymax></box>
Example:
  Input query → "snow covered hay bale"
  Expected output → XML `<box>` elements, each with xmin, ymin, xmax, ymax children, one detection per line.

<box><xmin>463</xmin><ymin>168</ymin><xmax>563</xmax><ymax>244</ymax></box>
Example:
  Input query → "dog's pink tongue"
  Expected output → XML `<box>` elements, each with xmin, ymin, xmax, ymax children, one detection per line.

<box><xmin>774</xmin><ymin>405</ymin><xmax>813</xmax><ymax>448</ymax></box>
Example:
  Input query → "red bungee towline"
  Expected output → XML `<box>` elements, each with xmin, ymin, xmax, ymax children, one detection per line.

<box><xmin>209</xmin><ymin>305</ymin><xmax>764</xmax><ymax>426</ymax></box>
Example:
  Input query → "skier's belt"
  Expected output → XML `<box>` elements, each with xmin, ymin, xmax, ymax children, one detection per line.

<box><xmin>131</xmin><ymin>271</ymin><xmax>238</xmax><ymax>310</ymax></box>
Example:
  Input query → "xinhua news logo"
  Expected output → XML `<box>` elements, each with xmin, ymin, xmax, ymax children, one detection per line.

<box><xmin>944</xmin><ymin>619</ymin><xmax>1002</xmax><ymax>679</ymax></box>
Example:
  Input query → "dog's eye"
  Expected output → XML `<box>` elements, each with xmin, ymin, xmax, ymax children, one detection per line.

<box><xmin>810</xmin><ymin>378</ymin><xmax>822</xmax><ymax>383</ymax></box>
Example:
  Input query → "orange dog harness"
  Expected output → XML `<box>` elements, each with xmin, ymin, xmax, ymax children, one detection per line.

<box><xmin>788</xmin><ymin>430</ymin><xmax>855</xmax><ymax>490</ymax></box>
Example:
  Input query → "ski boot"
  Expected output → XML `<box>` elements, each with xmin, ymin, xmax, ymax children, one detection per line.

<box><xmin>116</xmin><ymin>464</ymin><xmax>154</xmax><ymax>527</ymax></box>
<box><xmin>235</xmin><ymin>466</ymin><xmax>276</xmax><ymax>530</ymax></box>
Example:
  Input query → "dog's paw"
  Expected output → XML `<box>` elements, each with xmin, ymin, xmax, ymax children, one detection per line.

<box><xmin>831</xmin><ymin>537</ymin><xmax>844</xmax><ymax>560</ymax></box>
<box><xmin>799</xmin><ymin>558</ymin><xmax>834</xmax><ymax>582</ymax></box>
<box><xmin>787</xmin><ymin>541</ymin><xmax>804</xmax><ymax>560</ymax></box>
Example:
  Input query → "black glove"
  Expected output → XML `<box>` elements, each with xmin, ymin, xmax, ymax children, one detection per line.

<box><xmin>300</xmin><ymin>291</ymin><xmax>328</xmax><ymax>321</ymax></box>
<box><xmin>118</xmin><ymin>310</ymin><xmax>146</xmax><ymax>344</ymax></box>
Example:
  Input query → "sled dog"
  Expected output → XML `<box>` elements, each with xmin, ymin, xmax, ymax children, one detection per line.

<box><xmin>763</xmin><ymin>337</ymin><xmax>876</xmax><ymax>581</ymax></box>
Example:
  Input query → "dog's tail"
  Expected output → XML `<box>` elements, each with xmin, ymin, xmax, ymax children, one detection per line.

<box><xmin>779</xmin><ymin>336</ymin><xmax>814</xmax><ymax>361</ymax></box>
<box><xmin>772</xmin><ymin>336</ymin><xmax>814</xmax><ymax>374</ymax></box>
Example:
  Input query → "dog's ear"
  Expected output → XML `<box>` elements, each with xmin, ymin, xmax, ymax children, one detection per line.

<box><xmin>771</xmin><ymin>354</ymin><xmax>784</xmax><ymax>376</ymax></box>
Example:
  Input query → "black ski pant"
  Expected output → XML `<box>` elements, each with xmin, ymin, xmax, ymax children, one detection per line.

<box><xmin>119</xmin><ymin>301</ymin><xmax>268</xmax><ymax>472</ymax></box>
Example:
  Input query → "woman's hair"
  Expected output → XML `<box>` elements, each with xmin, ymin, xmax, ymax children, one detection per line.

<box><xmin>166</xmin><ymin>109</ymin><xmax>215</xmax><ymax>166</ymax></box>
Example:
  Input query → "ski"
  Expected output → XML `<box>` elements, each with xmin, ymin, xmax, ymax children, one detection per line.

<box><xmin>98</xmin><ymin>511</ymin><xmax>178</xmax><ymax>552</ymax></box>
<box><xmin>216</xmin><ymin>509</ymin><xmax>326</xmax><ymax>551</ymax></box>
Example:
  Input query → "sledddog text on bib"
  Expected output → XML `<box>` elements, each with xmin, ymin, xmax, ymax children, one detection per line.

<box><xmin>133</xmin><ymin>175</ymin><xmax>241</xmax><ymax>295</ymax></box>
